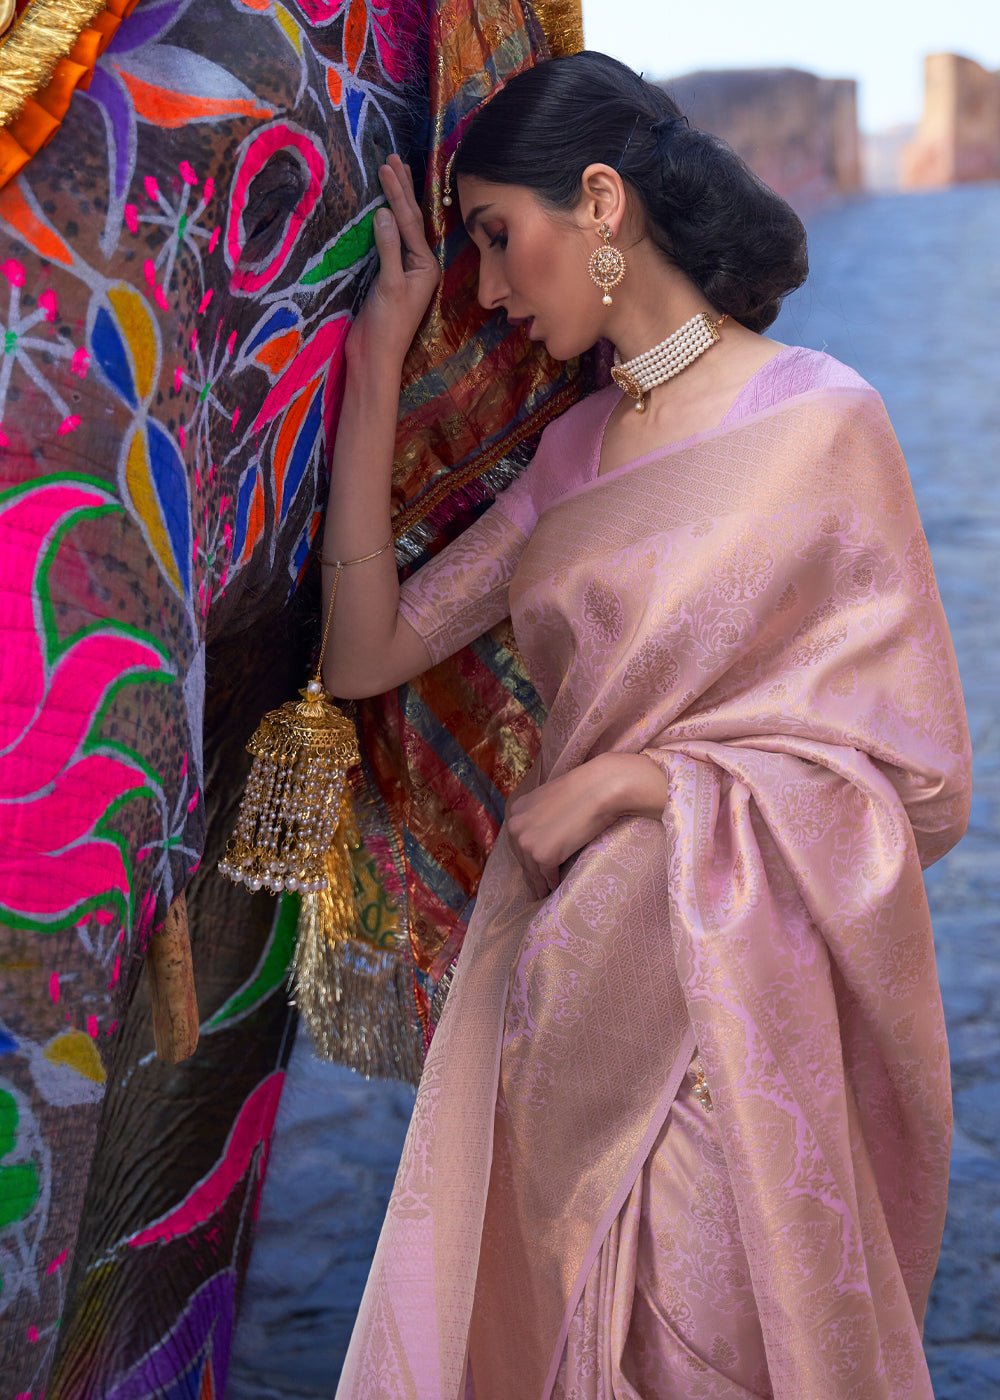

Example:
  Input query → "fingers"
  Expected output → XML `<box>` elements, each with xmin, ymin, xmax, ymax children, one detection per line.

<box><xmin>507</xmin><ymin>824</ymin><xmax>560</xmax><ymax>900</ymax></box>
<box><xmin>378</xmin><ymin>156</ymin><xmax>435</xmax><ymax>268</ymax></box>
<box><xmin>519</xmin><ymin>853</ymin><xmax>553</xmax><ymax>903</ymax></box>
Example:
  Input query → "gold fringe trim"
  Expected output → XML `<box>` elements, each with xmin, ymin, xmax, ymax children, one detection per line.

<box><xmin>292</xmin><ymin>928</ymin><xmax>424</xmax><ymax>1084</ymax></box>
<box><xmin>530</xmin><ymin>0</ymin><xmax>585</xmax><ymax>58</ymax></box>
<box><xmin>0</xmin><ymin>0</ymin><xmax>108</xmax><ymax>128</ymax></box>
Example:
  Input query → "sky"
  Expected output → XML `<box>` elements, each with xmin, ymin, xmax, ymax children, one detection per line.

<box><xmin>580</xmin><ymin>0</ymin><xmax>1000</xmax><ymax>131</ymax></box>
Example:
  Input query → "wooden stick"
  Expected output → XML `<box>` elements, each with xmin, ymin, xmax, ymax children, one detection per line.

<box><xmin>146</xmin><ymin>891</ymin><xmax>200</xmax><ymax>1063</ymax></box>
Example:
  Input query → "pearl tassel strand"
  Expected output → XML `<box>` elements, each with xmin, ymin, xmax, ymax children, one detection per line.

<box><xmin>611</xmin><ymin>312</ymin><xmax>728</xmax><ymax>413</ymax></box>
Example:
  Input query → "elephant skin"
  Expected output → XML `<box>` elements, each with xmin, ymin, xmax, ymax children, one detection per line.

<box><xmin>0</xmin><ymin>0</ymin><xmax>425</xmax><ymax>1394</ymax></box>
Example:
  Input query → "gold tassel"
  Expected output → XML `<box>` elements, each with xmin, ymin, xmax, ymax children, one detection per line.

<box><xmin>220</xmin><ymin>536</ymin><xmax>403</xmax><ymax>1063</ymax></box>
<box><xmin>219</xmin><ymin>676</ymin><xmax>362</xmax><ymax>1032</ymax></box>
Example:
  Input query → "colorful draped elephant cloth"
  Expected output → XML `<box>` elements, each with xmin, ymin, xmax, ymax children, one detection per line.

<box><xmin>337</xmin><ymin>354</ymin><xmax>970</xmax><ymax>1398</ymax></box>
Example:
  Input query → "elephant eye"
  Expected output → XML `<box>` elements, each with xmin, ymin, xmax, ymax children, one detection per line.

<box><xmin>227</xmin><ymin>125</ymin><xmax>327</xmax><ymax>293</ymax></box>
<box><xmin>241</xmin><ymin>153</ymin><xmax>310</xmax><ymax>261</ymax></box>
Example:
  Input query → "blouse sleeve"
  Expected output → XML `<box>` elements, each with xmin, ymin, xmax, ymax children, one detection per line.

<box><xmin>397</xmin><ymin>501</ymin><xmax>531</xmax><ymax>667</ymax></box>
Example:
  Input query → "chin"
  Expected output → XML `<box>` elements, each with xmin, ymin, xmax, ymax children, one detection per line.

<box><xmin>541</xmin><ymin>334</ymin><xmax>595</xmax><ymax>363</ymax></box>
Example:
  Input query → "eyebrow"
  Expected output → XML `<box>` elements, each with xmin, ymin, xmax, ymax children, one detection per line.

<box><xmin>463</xmin><ymin>203</ymin><xmax>494</xmax><ymax>236</ymax></box>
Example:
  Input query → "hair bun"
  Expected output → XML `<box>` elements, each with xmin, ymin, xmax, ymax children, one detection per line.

<box><xmin>650</xmin><ymin>114</ymin><xmax>689</xmax><ymax>137</ymax></box>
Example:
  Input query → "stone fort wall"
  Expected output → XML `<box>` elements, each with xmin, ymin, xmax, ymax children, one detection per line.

<box><xmin>902</xmin><ymin>53</ymin><xmax>1000</xmax><ymax>188</ymax></box>
<box><xmin>659</xmin><ymin>67</ymin><xmax>861</xmax><ymax>209</ymax></box>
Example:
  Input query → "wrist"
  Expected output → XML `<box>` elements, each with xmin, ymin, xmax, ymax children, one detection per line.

<box><xmin>343</xmin><ymin>343</ymin><xmax>405</xmax><ymax>392</ymax></box>
<box><xmin>592</xmin><ymin>752</ymin><xmax>669</xmax><ymax>823</ymax></box>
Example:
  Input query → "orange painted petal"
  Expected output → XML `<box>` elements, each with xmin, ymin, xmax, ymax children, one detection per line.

<box><xmin>326</xmin><ymin>67</ymin><xmax>343</xmax><ymax>106</ymax></box>
<box><xmin>0</xmin><ymin>181</ymin><xmax>72</xmax><ymax>265</ymax></box>
<box><xmin>114</xmin><ymin>66</ymin><xmax>272</xmax><ymax>129</ymax></box>
<box><xmin>254</xmin><ymin>329</ymin><xmax>301</xmax><ymax>375</ymax></box>
<box><xmin>344</xmin><ymin>0</ymin><xmax>367</xmax><ymax>72</ymax></box>
<box><xmin>272</xmin><ymin>377</ymin><xmax>318</xmax><ymax>509</ymax></box>
<box><xmin>245</xmin><ymin>479</ymin><xmax>266</xmax><ymax>558</ymax></box>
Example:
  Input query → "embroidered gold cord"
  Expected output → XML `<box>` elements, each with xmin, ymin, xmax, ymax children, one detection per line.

<box><xmin>0</xmin><ymin>0</ymin><xmax>108</xmax><ymax>128</ymax></box>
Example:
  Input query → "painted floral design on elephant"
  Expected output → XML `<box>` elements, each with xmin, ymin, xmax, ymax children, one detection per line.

<box><xmin>0</xmin><ymin>477</ymin><xmax>170</xmax><ymax>932</ymax></box>
<box><xmin>0</xmin><ymin>261</ymin><xmax>89</xmax><ymax>448</ymax></box>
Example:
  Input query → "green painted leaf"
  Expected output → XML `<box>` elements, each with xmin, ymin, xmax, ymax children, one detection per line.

<box><xmin>300</xmin><ymin>208</ymin><xmax>378</xmax><ymax>287</ymax></box>
<box><xmin>205</xmin><ymin>893</ymin><xmax>299</xmax><ymax>1031</ymax></box>
<box><xmin>0</xmin><ymin>1092</ymin><xmax>39</xmax><ymax>1228</ymax></box>
<box><xmin>0</xmin><ymin>1163</ymin><xmax>40</xmax><ymax>1229</ymax></box>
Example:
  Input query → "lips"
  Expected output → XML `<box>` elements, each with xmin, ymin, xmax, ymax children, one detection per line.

<box><xmin>505</xmin><ymin>315</ymin><xmax>536</xmax><ymax>340</ymax></box>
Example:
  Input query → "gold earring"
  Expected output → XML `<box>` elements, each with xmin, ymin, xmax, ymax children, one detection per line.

<box><xmin>442</xmin><ymin>150</ymin><xmax>456</xmax><ymax>207</ymax></box>
<box><xmin>588</xmin><ymin>222</ymin><xmax>626</xmax><ymax>305</ymax></box>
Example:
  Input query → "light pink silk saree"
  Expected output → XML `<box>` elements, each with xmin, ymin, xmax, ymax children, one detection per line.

<box><xmin>337</xmin><ymin>382</ymin><xmax>970</xmax><ymax>1400</ymax></box>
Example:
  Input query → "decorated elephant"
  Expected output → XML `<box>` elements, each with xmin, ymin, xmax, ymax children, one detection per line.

<box><xmin>0</xmin><ymin>0</ymin><xmax>587</xmax><ymax>1394</ymax></box>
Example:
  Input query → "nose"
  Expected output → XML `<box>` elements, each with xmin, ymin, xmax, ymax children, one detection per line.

<box><xmin>476</xmin><ymin>256</ymin><xmax>508</xmax><ymax>312</ymax></box>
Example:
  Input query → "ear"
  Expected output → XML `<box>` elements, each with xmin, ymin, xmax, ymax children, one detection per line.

<box><xmin>578</xmin><ymin>164</ymin><xmax>627</xmax><ymax>237</ymax></box>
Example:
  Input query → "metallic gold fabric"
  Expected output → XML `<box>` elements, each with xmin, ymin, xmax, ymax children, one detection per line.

<box><xmin>338</xmin><ymin>385</ymin><xmax>969</xmax><ymax>1399</ymax></box>
<box><xmin>356</xmin><ymin>0</ymin><xmax>595</xmax><ymax>1023</ymax></box>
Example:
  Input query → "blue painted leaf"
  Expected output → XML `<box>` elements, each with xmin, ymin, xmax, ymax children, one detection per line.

<box><xmin>145</xmin><ymin>421</ymin><xmax>192</xmax><ymax>597</ymax></box>
<box><xmin>346</xmin><ymin>87</ymin><xmax>364</xmax><ymax>138</ymax></box>
<box><xmin>232</xmin><ymin>467</ymin><xmax>259</xmax><ymax>562</ymax></box>
<box><xmin>247</xmin><ymin>305</ymin><xmax>300</xmax><ymax>355</ymax></box>
<box><xmin>91</xmin><ymin>306</ymin><xmax>137</xmax><ymax>408</ymax></box>
<box><xmin>280</xmin><ymin>391</ymin><xmax>322</xmax><ymax>523</ymax></box>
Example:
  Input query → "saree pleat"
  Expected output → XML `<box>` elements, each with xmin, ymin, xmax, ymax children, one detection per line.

<box><xmin>552</xmin><ymin>1075</ymin><xmax>771</xmax><ymax>1400</ymax></box>
<box><xmin>338</xmin><ymin>385</ymin><xmax>969</xmax><ymax>1400</ymax></box>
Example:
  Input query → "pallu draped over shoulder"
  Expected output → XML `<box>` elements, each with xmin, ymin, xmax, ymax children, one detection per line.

<box><xmin>336</xmin><ymin>350</ymin><xmax>971</xmax><ymax>1400</ymax></box>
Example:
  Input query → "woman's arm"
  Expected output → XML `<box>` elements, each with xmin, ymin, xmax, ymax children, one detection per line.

<box><xmin>320</xmin><ymin>156</ymin><xmax>439</xmax><ymax>699</ymax></box>
<box><xmin>505</xmin><ymin>753</ymin><xmax>670</xmax><ymax>900</ymax></box>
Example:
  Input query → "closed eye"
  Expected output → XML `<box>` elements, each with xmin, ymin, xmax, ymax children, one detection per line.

<box><xmin>488</xmin><ymin>231</ymin><xmax>508</xmax><ymax>250</ymax></box>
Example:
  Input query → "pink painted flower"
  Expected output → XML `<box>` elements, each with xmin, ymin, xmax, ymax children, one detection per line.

<box><xmin>124</xmin><ymin>204</ymin><xmax>139</xmax><ymax>234</ymax></box>
<box><xmin>0</xmin><ymin>482</ymin><xmax>168</xmax><ymax>928</ymax></box>
<box><xmin>371</xmin><ymin>0</ymin><xmax>412</xmax><ymax>83</ymax></box>
<box><xmin>179</xmin><ymin>161</ymin><xmax>198</xmax><ymax>186</ymax></box>
<box><xmin>2</xmin><ymin>259</ymin><xmax>25</xmax><ymax>287</ymax></box>
<box><xmin>144</xmin><ymin>176</ymin><xmax>160</xmax><ymax>202</ymax></box>
<box><xmin>39</xmin><ymin>290</ymin><xmax>58</xmax><ymax>323</ymax></box>
<box><xmin>296</xmin><ymin>0</ymin><xmax>343</xmax><ymax>22</ymax></box>
<box><xmin>70</xmin><ymin>346</ymin><xmax>90</xmax><ymax>379</ymax></box>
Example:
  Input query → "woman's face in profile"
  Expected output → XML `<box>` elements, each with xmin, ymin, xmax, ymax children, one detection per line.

<box><xmin>458</xmin><ymin>175</ymin><xmax>603</xmax><ymax>361</ymax></box>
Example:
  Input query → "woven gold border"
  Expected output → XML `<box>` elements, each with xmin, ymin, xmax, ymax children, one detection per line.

<box><xmin>0</xmin><ymin>0</ymin><xmax>108</xmax><ymax>128</ymax></box>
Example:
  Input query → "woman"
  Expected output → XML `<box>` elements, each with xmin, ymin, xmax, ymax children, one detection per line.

<box><xmin>324</xmin><ymin>53</ymin><xmax>970</xmax><ymax>1400</ymax></box>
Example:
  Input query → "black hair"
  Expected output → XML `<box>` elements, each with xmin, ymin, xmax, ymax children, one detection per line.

<box><xmin>453</xmin><ymin>51</ymin><xmax>807</xmax><ymax>333</ymax></box>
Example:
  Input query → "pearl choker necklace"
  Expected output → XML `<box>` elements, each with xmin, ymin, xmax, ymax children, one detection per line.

<box><xmin>611</xmin><ymin>312</ymin><xmax>728</xmax><ymax>413</ymax></box>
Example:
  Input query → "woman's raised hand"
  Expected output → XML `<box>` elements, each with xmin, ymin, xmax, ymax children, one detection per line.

<box><xmin>348</xmin><ymin>154</ymin><xmax>441</xmax><ymax>369</ymax></box>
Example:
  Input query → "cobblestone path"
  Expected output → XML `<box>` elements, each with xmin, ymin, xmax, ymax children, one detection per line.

<box><xmin>226</xmin><ymin>182</ymin><xmax>1000</xmax><ymax>1399</ymax></box>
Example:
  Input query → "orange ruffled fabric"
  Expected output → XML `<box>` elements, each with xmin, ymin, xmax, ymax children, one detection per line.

<box><xmin>0</xmin><ymin>0</ymin><xmax>140</xmax><ymax>190</ymax></box>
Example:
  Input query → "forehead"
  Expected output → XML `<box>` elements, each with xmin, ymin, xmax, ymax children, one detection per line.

<box><xmin>457</xmin><ymin>176</ymin><xmax>552</xmax><ymax>231</ymax></box>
